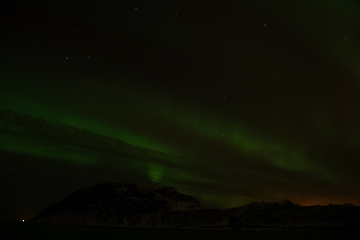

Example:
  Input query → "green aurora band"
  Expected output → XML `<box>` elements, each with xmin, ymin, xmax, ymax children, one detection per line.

<box><xmin>1</xmin><ymin>0</ymin><xmax>360</xmax><ymax>210</ymax></box>
<box><xmin>0</xmin><ymin>85</ymin><xmax>343</xmax><ymax>187</ymax></box>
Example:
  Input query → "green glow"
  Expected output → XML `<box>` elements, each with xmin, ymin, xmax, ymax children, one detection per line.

<box><xmin>60</xmin><ymin>115</ymin><xmax>173</xmax><ymax>155</ymax></box>
<box><xmin>158</xmin><ymin>99</ymin><xmax>267</xmax><ymax>155</ymax></box>
<box><xmin>0</xmin><ymin>93</ymin><xmax>175</xmax><ymax>155</ymax></box>
<box><xmin>230</xmin><ymin>130</ymin><xmax>267</xmax><ymax>153</ymax></box>
<box><xmin>151</xmin><ymin>166</ymin><xmax>201</xmax><ymax>186</ymax></box>
<box><xmin>265</xmin><ymin>149</ymin><xmax>312</xmax><ymax>173</ymax></box>
<box><xmin>0</xmin><ymin>76</ymin><xmax>343</xmax><ymax>185</ymax></box>
<box><xmin>1</xmin><ymin>0</ymin><xmax>359</xmax><ymax>214</ymax></box>
<box><xmin>270</xmin><ymin>150</ymin><xmax>310</xmax><ymax>171</ymax></box>
<box><xmin>160</xmin><ymin>103</ymin><xmax>297</xmax><ymax>160</ymax></box>
<box><xmin>147</xmin><ymin>163</ymin><xmax>164</xmax><ymax>183</ymax></box>
<box><xmin>0</xmin><ymin>93</ymin><xmax>65</xmax><ymax>122</ymax></box>
<box><xmin>0</xmin><ymin>86</ymin><xmax>342</xmax><ymax>185</ymax></box>
<box><xmin>0</xmin><ymin>134</ymin><xmax>99</xmax><ymax>165</ymax></box>
<box><xmin>153</xmin><ymin>100</ymin><xmax>344</xmax><ymax>183</ymax></box>
<box><xmin>253</xmin><ymin>0</ymin><xmax>360</xmax><ymax>85</ymax></box>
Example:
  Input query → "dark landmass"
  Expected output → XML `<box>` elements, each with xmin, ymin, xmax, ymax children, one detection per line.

<box><xmin>30</xmin><ymin>182</ymin><xmax>360</xmax><ymax>230</ymax></box>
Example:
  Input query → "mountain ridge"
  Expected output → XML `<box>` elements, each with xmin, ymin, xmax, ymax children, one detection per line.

<box><xmin>30</xmin><ymin>182</ymin><xmax>360</xmax><ymax>229</ymax></box>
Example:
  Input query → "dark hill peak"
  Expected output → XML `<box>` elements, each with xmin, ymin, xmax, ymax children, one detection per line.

<box><xmin>30</xmin><ymin>182</ymin><xmax>203</xmax><ymax>227</ymax></box>
<box><xmin>225</xmin><ymin>200</ymin><xmax>301</xmax><ymax>217</ymax></box>
<box><xmin>29</xmin><ymin>183</ymin><xmax>360</xmax><ymax>229</ymax></box>
<box><xmin>85</xmin><ymin>182</ymin><xmax>200</xmax><ymax>210</ymax></box>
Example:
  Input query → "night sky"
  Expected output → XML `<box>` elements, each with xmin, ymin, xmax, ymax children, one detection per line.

<box><xmin>1</xmin><ymin>0</ymin><xmax>360</xmax><ymax>221</ymax></box>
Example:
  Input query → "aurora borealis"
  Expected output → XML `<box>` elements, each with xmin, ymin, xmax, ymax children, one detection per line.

<box><xmin>1</xmin><ymin>0</ymin><xmax>360</xmax><ymax>221</ymax></box>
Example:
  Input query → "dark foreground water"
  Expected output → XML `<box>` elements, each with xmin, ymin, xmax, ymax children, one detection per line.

<box><xmin>3</xmin><ymin>222</ymin><xmax>360</xmax><ymax>240</ymax></box>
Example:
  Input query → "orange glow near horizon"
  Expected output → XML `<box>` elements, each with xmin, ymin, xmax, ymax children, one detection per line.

<box><xmin>294</xmin><ymin>197</ymin><xmax>360</xmax><ymax>207</ymax></box>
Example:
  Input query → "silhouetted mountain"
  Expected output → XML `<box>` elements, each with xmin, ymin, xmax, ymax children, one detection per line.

<box><xmin>225</xmin><ymin>199</ymin><xmax>302</xmax><ymax>218</ymax></box>
<box><xmin>30</xmin><ymin>183</ymin><xmax>208</xmax><ymax>228</ymax></box>
<box><xmin>230</xmin><ymin>203</ymin><xmax>360</xmax><ymax>229</ymax></box>
<box><xmin>30</xmin><ymin>183</ymin><xmax>360</xmax><ymax>229</ymax></box>
<box><xmin>0</xmin><ymin>109</ymin><xmax>183</xmax><ymax>171</ymax></box>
